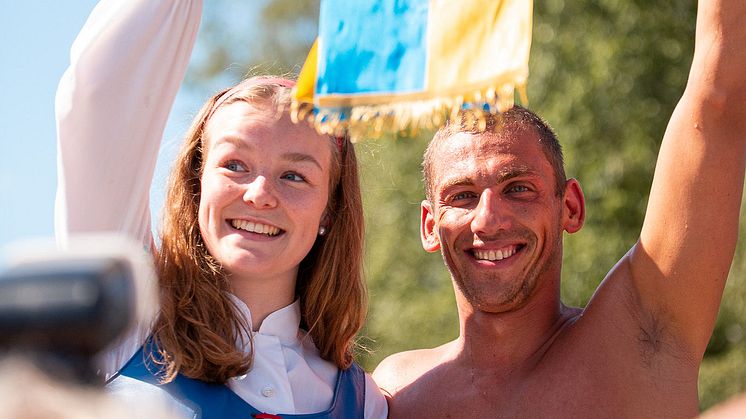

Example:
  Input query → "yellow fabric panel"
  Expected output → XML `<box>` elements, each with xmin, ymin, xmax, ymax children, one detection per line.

<box><xmin>426</xmin><ymin>0</ymin><xmax>532</xmax><ymax>92</ymax></box>
<box><xmin>294</xmin><ymin>38</ymin><xmax>318</xmax><ymax>103</ymax></box>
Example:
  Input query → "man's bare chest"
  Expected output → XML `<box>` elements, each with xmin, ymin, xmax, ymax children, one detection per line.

<box><xmin>389</xmin><ymin>356</ymin><xmax>698</xmax><ymax>419</ymax></box>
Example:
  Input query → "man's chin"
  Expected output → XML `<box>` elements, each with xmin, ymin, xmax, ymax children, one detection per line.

<box><xmin>454</xmin><ymin>275</ymin><xmax>532</xmax><ymax>310</ymax></box>
<box><xmin>471</xmin><ymin>294</ymin><xmax>531</xmax><ymax>314</ymax></box>
<box><xmin>477</xmin><ymin>285</ymin><xmax>531</xmax><ymax>310</ymax></box>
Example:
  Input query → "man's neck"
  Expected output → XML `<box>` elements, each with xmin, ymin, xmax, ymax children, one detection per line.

<box><xmin>452</xmin><ymin>285</ymin><xmax>574</xmax><ymax>376</ymax></box>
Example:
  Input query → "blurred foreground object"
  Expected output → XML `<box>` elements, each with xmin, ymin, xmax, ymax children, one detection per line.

<box><xmin>0</xmin><ymin>357</ymin><xmax>175</xmax><ymax>419</ymax></box>
<box><xmin>293</xmin><ymin>0</ymin><xmax>533</xmax><ymax>139</ymax></box>
<box><xmin>0</xmin><ymin>235</ymin><xmax>157</xmax><ymax>384</ymax></box>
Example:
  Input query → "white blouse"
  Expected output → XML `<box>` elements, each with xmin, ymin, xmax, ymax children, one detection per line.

<box><xmin>55</xmin><ymin>0</ymin><xmax>386</xmax><ymax>417</ymax></box>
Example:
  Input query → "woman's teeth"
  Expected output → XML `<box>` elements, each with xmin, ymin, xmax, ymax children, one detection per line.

<box><xmin>231</xmin><ymin>219</ymin><xmax>281</xmax><ymax>236</ymax></box>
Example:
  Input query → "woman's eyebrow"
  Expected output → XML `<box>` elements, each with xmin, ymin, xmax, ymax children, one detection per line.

<box><xmin>210</xmin><ymin>136</ymin><xmax>253</xmax><ymax>150</ymax></box>
<box><xmin>209</xmin><ymin>137</ymin><xmax>323</xmax><ymax>170</ymax></box>
<box><xmin>282</xmin><ymin>152</ymin><xmax>323</xmax><ymax>170</ymax></box>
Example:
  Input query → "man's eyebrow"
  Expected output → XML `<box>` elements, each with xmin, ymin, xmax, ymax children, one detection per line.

<box><xmin>496</xmin><ymin>166</ymin><xmax>536</xmax><ymax>182</ymax></box>
<box><xmin>438</xmin><ymin>177</ymin><xmax>475</xmax><ymax>195</ymax></box>
<box><xmin>437</xmin><ymin>166</ymin><xmax>537</xmax><ymax>195</ymax></box>
<box><xmin>281</xmin><ymin>152</ymin><xmax>323</xmax><ymax>171</ymax></box>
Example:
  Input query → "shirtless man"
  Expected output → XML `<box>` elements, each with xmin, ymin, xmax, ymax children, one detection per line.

<box><xmin>373</xmin><ymin>0</ymin><xmax>746</xmax><ymax>417</ymax></box>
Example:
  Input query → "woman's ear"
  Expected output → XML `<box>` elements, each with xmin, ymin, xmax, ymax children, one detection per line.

<box><xmin>319</xmin><ymin>211</ymin><xmax>331</xmax><ymax>235</ymax></box>
<box><xmin>421</xmin><ymin>200</ymin><xmax>441</xmax><ymax>252</ymax></box>
<box><xmin>562</xmin><ymin>178</ymin><xmax>586</xmax><ymax>234</ymax></box>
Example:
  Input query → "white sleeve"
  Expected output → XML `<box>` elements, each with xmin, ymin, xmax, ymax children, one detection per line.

<box><xmin>55</xmin><ymin>0</ymin><xmax>203</xmax><ymax>249</ymax></box>
<box><xmin>364</xmin><ymin>373</ymin><xmax>389</xmax><ymax>419</ymax></box>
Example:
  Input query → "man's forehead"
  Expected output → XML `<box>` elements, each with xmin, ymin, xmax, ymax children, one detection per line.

<box><xmin>438</xmin><ymin>130</ymin><xmax>521</xmax><ymax>155</ymax></box>
<box><xmin>429</xmin><ymin>128</ymin><xmax>547</xmax><ymax>188</ymax></box>
<box><xmin>432</xmin><ymin>129</ymin><xmax>537</xmax><ymax>166</ymax></box>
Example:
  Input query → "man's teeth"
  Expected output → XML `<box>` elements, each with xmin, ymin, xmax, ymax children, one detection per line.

<box><xmin>231</xmin><ymin>220</ymin><xmax>280</xmax><ymax>236</ymax></box>
<box><xmin>474</xmin><ymin>247</ymin><xmax>517</xmax><ymax>261</ymax></box>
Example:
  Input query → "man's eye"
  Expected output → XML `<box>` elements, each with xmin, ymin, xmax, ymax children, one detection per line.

<box><xmin>281</xmin><ymin>172</ymin><xmax>306</xmax><ymax>182</ymax></box>
<box><xmin>225</xmin><ymin>161</ymin><xmax>246</xmax><ymax>172</ymax></box>
<box><xmin>508</xmin><ymin>185</ymin><xmax>530</xmax><ymax>193</ymax></box>
<box><xmin>452</xmin><ymin>192</ymin><xmax>477</xmax><ymax>201</ymax></box>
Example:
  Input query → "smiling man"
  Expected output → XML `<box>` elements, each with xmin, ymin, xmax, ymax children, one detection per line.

<box><xmin>372</xmin><ymin>0</ymin><xmax>746</xmax><ymax>417</ymax></box>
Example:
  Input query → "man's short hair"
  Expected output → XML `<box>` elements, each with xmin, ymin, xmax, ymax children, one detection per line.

<box><xmin>422</xmin><ymin>105</ymin><xmax>566</xmax><ymax>201</ymax></box>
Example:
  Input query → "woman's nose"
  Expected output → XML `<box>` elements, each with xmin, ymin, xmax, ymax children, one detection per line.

<box><xmin>242</xmin><ymin>175</ymin><xmax>278</xmax><ymax>209</ymax></box>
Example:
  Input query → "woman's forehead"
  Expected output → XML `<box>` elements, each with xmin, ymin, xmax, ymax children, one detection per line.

<box><xmin>202</xmin><ymin>102</ymin><xmax>334</xmax><ymax>169</ymax></box>
<box><xmin>204</xmin><ymin>101</ymin><xmax>279</xmax><ymax>140</ymax></box>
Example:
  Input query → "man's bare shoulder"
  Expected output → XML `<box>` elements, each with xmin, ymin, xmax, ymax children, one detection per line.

<box><xmin>372</xmin><ymin>341</ymin><xmax>456</xmax><ymax>396</ymax></box>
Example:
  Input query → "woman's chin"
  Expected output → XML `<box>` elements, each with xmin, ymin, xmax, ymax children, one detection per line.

<box><xmin>220</xmin><ymin>257</ymin><xmax>299</xmax><ymax>283</ymax></box>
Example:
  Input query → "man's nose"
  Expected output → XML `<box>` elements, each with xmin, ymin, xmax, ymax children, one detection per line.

<box><xmin>242</xmin><ymin>175</ymin><xmax>278</xmax><ymax>209</ymax></box>
<box><xmin>470</xmin><ymin>188</ymin><xmax>512</xmax><ymax>235</ymax></box>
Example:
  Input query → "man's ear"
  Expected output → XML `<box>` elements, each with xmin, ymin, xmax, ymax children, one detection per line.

<box><xmin>421</xmin><ymin>200</ymin><xmax>441</xmax><ymax>252</ymax></box>
<box><xmin>562</xmin><ymin>178</ymin><xmax>585</xmax><ymax>234</ymax></box>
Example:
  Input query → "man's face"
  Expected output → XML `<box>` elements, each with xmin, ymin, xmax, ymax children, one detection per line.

<box><xmin>421</xmin><ymin>128</ymin><xmax>583</xmax><ymax>313</ymax></box>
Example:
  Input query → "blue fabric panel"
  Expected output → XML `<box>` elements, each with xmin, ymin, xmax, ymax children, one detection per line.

<box><xmin>317</xmin><ymin>0</ymin><xmax>428</xmax><ymax>95</ymax></box>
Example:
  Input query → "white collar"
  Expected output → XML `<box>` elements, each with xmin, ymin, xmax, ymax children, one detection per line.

<box><xmin>229</xmin><ymin>295</ymin><xmax>302</xmax><ymax>345</ymax></box>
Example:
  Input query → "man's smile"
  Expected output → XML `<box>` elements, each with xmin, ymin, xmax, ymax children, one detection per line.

<box><xmin>471</xmin><ymin>244</ymin><xmax>522</xmax><ymax>261</ymax></box>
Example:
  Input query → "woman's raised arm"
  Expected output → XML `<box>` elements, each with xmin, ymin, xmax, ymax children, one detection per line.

<box><xmin>55</xmin><ymin>0</ymin><xmax>202</xmax><ymax>248</ymax></box>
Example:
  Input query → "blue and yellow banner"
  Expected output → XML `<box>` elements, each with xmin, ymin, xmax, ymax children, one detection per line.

<box><xmin>293</xmin><ymin>0</ymin><xmax>533</xmax><ymax>138</ymax></box>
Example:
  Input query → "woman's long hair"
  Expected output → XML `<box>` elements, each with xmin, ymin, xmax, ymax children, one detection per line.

<box><xmin>153</xmin><ymin>78</ymin><xmax>366</xmax><ymax>383</ymax></box>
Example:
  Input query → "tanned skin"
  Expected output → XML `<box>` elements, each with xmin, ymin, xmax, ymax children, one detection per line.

<box><xmin>373</xmin><ymin>1</ymin><xmax>746</xmax><ymax>417</ymax></box>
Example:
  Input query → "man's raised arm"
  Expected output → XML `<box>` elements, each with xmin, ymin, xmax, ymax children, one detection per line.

<box><xmin>628</xmin><ymin>0</ymin><xmax>746</xmax><ymax>357</ymax></box>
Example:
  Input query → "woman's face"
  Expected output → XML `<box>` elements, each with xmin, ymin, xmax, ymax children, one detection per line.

<box><xmin>198</xmin><ymin>100</ymin><xmax>333</xmax><ymax>284</ymax></box>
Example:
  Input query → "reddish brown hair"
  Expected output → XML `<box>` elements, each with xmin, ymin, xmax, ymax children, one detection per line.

<box><xmin>153</xmin><ymin>77</ymin><xmax>366</xmax><ymax>383</ymax></box>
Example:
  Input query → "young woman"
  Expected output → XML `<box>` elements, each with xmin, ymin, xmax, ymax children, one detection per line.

<box><xmin>55</xmin><ymin>1</ymin><xmax>387</xmax><ymax>418</ymax></box>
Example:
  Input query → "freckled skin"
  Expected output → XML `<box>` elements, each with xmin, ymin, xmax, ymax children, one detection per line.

<box><xmin>198</xmin><ymin>101</ymin><xmax>333</xmax><ymax>322</ymax></box>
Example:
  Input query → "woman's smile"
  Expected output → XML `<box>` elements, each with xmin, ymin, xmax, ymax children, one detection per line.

<box><xmin>230</xmin><ymin>218</ymin><xmax>283</xmax><ymax>237</ymax></box>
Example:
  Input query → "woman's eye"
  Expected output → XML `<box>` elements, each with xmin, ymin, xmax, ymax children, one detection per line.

<box><xmin>225</xmin><ymin>161</ymin><xmax>246</xmax><ymax>172</ymax></box>
<box><xmin>281</xmin><ymin>172</ymin><xmax>306</xmax><ymax>182</ymax></box>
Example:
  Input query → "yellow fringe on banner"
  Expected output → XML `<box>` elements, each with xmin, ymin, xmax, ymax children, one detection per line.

<box><xmin>292</xmin><ymin>81</ymin><xmax>528</xmax><ymax>141</ymax></box>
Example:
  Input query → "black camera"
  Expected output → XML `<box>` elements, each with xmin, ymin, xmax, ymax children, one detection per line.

<box><xmin>0</xmin><ymin>237</ymin><xmax>155</xmax><ymax>385</ymax></box>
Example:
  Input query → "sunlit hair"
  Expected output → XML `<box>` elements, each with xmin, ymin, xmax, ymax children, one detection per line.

<box><xmin>422</xmin><ymin>105</ymin><xmax>566</xmax><ymax>202</ymax></box>
<box><xmin>153</xmin><ymin>77</ymin><xmax>366</xmax><ymax>383</ymax></box>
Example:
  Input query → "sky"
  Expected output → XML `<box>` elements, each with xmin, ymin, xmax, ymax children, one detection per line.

<box><xmin>1</xmin><ymin>1</ymin><xmax>98</xmax><ymax>260</ymax></box>
<box><xmin>0</xmin><ymin>1</ymin><xmax>263</xmax><ymax>264</ymax></box>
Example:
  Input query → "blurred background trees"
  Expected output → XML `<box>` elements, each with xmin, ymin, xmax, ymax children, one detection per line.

<box><xmin>185</xmin><ymin>0</ymin><xmax>746</xmax><ymax>410</ymax></box>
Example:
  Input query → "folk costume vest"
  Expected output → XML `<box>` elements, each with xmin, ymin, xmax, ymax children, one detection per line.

<box><xmin>109</xmin><ymin>341</ymin><xmax>365</xmax><ymax>419</ymax></box>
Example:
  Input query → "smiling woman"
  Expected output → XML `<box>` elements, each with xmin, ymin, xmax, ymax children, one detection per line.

<box><xmin>197</xmin><ymin>98</ymin><xmax>333</xmax><ymax>290</ymax></box>
<box><xmin>54</xmin><ymin>1</ymin><xmax>386</xmax><ymax>418</ymax></box>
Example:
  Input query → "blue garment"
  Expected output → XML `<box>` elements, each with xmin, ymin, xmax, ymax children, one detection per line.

<box><xmin>108</xmin><ymin>341</ymin><xmax>365</xmax><ymax>419</ymax></box>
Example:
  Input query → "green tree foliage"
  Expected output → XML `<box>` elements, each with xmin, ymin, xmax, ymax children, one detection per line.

<box><xmin>190</xmin><ymin>0</ymin><xmax>745</xmax><ymax>410</ymax></box>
